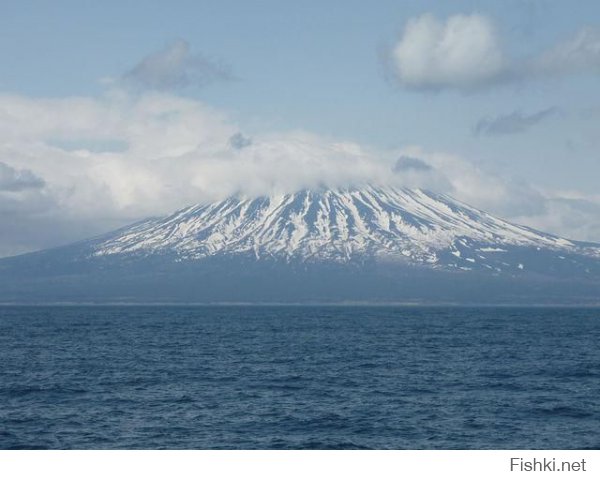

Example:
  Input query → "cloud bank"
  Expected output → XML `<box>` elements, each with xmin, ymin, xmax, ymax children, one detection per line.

<box><xmin>2</xmin><ymin>87</ymin><xmax>599</xmax><ymax>257</ymax></box>
<box><xmin>388</xmin><ymin>14</ymin><xmax>600</xmax><ymax>91</ymax></box>
<box><xmin>0</xmin><ymin>91</ymin><xmax>535</xmax><ymax>216</ymax></box>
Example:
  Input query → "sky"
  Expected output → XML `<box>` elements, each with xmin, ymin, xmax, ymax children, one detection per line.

<box><xmin>1</xmin><ymin>0</ymin><xmax>600</xmax><ymax>256</ymax></box>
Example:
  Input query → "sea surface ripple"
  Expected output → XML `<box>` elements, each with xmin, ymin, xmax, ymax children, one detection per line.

<box><xmin>1</xmin><ymin>306</ymin><xmax>599</xmax><ymax>449</ymax></box>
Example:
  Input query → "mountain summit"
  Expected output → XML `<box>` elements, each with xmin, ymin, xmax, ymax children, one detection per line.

<box><xmin>1</xmin><ymin>186</ymin><xmax>599</xmax><ymax>304</ymax></box>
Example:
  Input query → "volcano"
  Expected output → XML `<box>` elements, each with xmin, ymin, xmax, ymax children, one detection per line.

<box><xmin>1</xmin><ymin>186</ymin><xmax>599</xmax><ymax>304</ymax></box>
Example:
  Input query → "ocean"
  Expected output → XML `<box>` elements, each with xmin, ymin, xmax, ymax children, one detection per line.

<box><xmin>1</xmin><ymin>306</ymin><xmax>598</xmax><ymax>449</ymax></box>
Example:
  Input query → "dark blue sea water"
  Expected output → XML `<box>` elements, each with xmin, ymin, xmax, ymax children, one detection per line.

<box><xmin>1</xmin><ymin>306</ymin><xmax>599</xmax><ymax>449</ymax></box>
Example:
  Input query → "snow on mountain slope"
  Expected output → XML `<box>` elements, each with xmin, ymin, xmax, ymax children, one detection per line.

<box><xmin>91</xmin><ymin>186</ymin><xmax>600</xmax><ymax>273</ymax></box>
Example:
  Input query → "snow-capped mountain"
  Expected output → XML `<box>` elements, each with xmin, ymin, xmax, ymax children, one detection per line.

<box><xmin>1</xmin><ymin>185</ymin><xmax>599</xmax><ymax>304</ymax></box>
<box><xmin>92</xmin><ymin>186</ymin><xmax>599</xmax><ymax>275</ymax></box>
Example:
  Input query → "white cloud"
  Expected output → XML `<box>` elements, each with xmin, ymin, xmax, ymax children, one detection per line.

<box><xmin>389</xmin><ymin>14</ymin><xmax>600</xmax><ymax>91</ymax></box>
<box><xmin>390</xmin><ymin>14</ymin><xmax>506</xmax><ymax>90</ymax></box>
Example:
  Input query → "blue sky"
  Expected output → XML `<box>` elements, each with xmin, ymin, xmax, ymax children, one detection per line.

<box><xmin>1</xmin><ymin>1</ymin><xmax>600</xmax><ymax>255</ymax></box>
